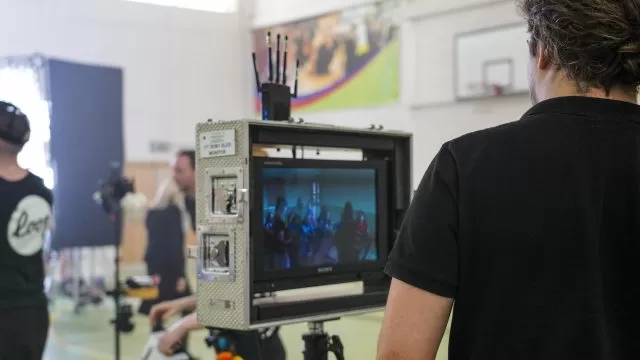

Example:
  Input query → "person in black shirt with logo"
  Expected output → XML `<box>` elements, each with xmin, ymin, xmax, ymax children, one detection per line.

<box><xmin>0</xmin><ymin>101</ymin><xmax>52</xmax><ymax>360</ymax></box>
<box><xmin>152</xmin><ymin>150</ymin><xmax>286</xmax><ymax>360</ymax></box>
<box><xmin>378</xmin><ymin>1</ymin><xmax>640</xmax><ymax>359</ymax></box>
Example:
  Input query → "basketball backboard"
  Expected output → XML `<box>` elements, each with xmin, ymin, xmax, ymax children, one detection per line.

<box><xmin>454</xmin><ymin>23</ymin><xmax>529</xmax><ymax>100</ymax></box>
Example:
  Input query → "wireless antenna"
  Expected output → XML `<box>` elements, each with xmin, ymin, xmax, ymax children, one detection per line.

<box><xmin>282</xmin><ymin>36</ymin><xmax>288</xmax><ymax>85</ymax></box>
<box><xmin>252</xmin><ymin>32</ymin><xmax>299</xmax><ymax>121</ymax></box>
<box><xmin>267</xmin><ymin>32</ymin><xmax>274</xmax><ymax>83</ymax></box>
<box><xmin>275</xmin><ymin>34</ymin><xmax>281</xmax><ymax>84</ymax></box>
<box><xmin>292</xmin><ymin>59</ymin><xmax>300</xmax><ymax>98</ymax></box>
<box><xmin>251</xmin><ymin>52</ymin><xmax>261</xmax><ymax>93</ymax></box>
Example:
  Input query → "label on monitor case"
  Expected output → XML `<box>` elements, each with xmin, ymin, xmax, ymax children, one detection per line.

<box><xmin>199</xmin><ymin>129</ymin><xmax>236</xmax><ymax>158</ymax></box>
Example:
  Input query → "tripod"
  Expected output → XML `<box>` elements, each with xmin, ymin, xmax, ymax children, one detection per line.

<box><xmin>302</xmin><ymin>321</ymin><xmax>345</xmax><ymax>360</ymax></box>
<box><xmin>106</xmin><ymin>210</ymin><xmax>133</xmax><ymax>360</ymax></box>
<box><xmin>95</xmin><ymin>163</ymin><xmax>136</xmax><ymax>360</ymax></box>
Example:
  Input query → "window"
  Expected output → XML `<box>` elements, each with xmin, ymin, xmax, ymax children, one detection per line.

<box><xmin>0</xmin><ymin>66</ymin><xmax>54</xmax><ymax>189</ymax></box>
<box><xmin>125</xmin><ymin>0</ymin><xmax>237</xmax><ymax>13</ymax></box>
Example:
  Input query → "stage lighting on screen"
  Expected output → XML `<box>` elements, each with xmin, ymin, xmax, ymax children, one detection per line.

<box><xmin>261</xmin><ymin>167</ymin><xmax>379</xmax><ymax>272</ymax></box>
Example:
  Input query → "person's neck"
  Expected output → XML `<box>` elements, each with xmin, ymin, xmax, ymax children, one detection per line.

<box><xmin>185</xmin><ymin>187</ymin><xmax>195</xmax><ymax>198</ymax></box>
<box><xmin>0</xmin><ymin>154</ymin><xmax>27</xmax><ymax>181</ymax></box>
<box><xmin>538</xmin><ymin>76</ymin><xmax>638</xmax><ymax>104</ymax></box>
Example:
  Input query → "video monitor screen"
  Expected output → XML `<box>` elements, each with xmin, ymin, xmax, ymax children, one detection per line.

<box><xmin>261</xmin><ymin>166</ymin><xmax>378</xmax><ymax>271</ymax></box>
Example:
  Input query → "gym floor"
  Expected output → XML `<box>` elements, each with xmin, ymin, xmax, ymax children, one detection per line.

<box><xmin>44</xmin><ymin>300</ymin><xmax>450</xmax><ymax>359</ymax></box>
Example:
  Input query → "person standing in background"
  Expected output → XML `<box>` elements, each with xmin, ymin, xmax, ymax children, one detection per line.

<box><xmin>153</xmin><ymin>148</ymin><xmax>286</xmax><ymax>359</ymax></box>
<box><xmin>172</xmin><ymin>150</ymin><xmax>197</xmax><ymax>233</ymax></box>
<box><xmin>139</xmin><ymin>150</ymin><xmax>197</xmax><ymax>353</ymax></box>
<box><xmin>344</xmin><ymin>24</ymin><xmax>360</xmax><ymax>74</ymax></box>
<box><xmin>378</xmin><ymin>0</ymin><xmax>640</xmax><ymax>359</ymax></box>
<box><xmin>0</xmin><ymin>101</ymin><xmax>52</xmax><ymax>360</ymax></box>
<box><xmin>139</xmin><ymin>177</ymin><xmax>193</xmax><ymax>314</ymax></box>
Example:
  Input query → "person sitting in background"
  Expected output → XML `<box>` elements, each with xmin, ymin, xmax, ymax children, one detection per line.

<box><xmin>150</xmin><ymin>295</ymin><xmax>286</xmax><ymax>359</ymax></box>
<box><xmin>0</xmin><ymin>101</ymin><xmax>52</xmax><ymax>360</ymax></box>
<box><xmin>153</xmin><ymin>149</ymin><xmax>286</xmax><ymax>359</ymax></box>
<box><xmin>138</xmin><ymin>154</ymin><xmax>196</xmax><ymax>351</ymax></box>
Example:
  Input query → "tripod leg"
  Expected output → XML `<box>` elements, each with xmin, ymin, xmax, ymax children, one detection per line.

<box><xmin>329</xmin><ymin>335</ymin><xmax>345</xmax><ymax>360</ymax></box>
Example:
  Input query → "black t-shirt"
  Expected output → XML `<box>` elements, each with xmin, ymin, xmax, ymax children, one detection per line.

<box><xmin>0</xmin><ymin>172</ymin><xmax>52</xmax><ymax>308</ymax></box>
<box><xmin>386</xmin><ymin>96</ymin><xmax>640</xmax><ymax>359</ymax></box>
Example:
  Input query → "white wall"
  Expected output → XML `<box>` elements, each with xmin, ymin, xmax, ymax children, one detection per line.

<box><xmin>253</xmin><ymin>0</ymin><xmax>372</xmax><ymax>28</ymax></box>
<box><xmin>252</xmin><ymin>0</ymin><xmax>532</xmax><ymax>187</ymax></box>
<box><xmin>0</xmin><ymin>0</ymin><xmax>249</xmax><ymax>161</ymax></box>
<box><xmin>406</xmin><ymin>0</ymin><xmax>531</xmax><ymax>184</ymax></box>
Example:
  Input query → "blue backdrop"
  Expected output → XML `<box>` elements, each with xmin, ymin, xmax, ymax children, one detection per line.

<box><xmin>48</xmin><ymin>59</ymin><xmax>124</xmax><ymax>249</ymax></box>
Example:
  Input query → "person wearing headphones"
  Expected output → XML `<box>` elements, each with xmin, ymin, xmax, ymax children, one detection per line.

<box><xmin>0</xmin><ymin>101</ymin><xmax>52</xmax><ymax>359</ymax></box>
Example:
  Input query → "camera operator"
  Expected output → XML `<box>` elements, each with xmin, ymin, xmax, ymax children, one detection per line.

<box><xmin>0</xmin><ymin>101</ymin><xmax>52</xmax><ymax>359</ymax></box>
<box><xmin>151</xmin><ymin>149</ymin><xmax>286</xmax><ymax>359</ymax></box>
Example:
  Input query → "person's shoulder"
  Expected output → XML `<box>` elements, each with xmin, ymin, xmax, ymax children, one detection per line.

<box><xmin>24</xmin><ymin>172</ymin><xmax>53</xmax><ymax>202</ymax></box>
<box><xmin>443</xmin><ymin>119</ymin><xmax>528</xmax><ymax>163</ymax></box>
<box><xmin>25</xmin><ymin>171</ymin><xmax>47</xmax><ymax>186</ymax></box>
<box><xmin>448</xmin><ymin>119</ymin><xmax>523</xmax><ymax>148</ymax></box>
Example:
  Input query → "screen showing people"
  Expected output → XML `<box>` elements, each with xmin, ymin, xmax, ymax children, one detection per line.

<box><xmin>262</xmin><ymin>166</ymin><xmax>378</xmax><ymax>271</ymax></box>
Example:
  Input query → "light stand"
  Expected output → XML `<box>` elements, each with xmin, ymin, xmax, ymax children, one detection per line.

<box><xmin>302</xmin><ymin>321</ymin><xmax>345</xmax><ymax>360</ymax></box>
<box><xmin>95</xmin><ymin>163</ymin><xmax>135</xmax><ymax>360</ymax></box>
<box><xmin>111</xmin><ymin>210</ymin><xmax>123</xmax><ymax>360</ymax></box>
<box><xmin>105</xmin><ymin>209</ymin><xmax>135</xmax><ymax>360</ymax></box>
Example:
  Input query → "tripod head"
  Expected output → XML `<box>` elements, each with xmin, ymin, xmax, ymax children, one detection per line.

<box><xmin>303</xmin><ymin>321</ymin><xmax>345</xmax><ymax>360</ymax></box>
<box><xmin>96</xmin><ymin>162</ymin><xmax>134</xmax><ymax>215</ymax></box>
<box><xmin>205</xmin><ymin>329</ymin><xmax>240</xmax><ymax>359</ymax></box>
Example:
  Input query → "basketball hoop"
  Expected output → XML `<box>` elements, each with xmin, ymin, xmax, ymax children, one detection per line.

<box><xmin>489</xmin><ymin>84</ymin><xmax>504</xmax><ymax>96</ymax></box>
<box><xmin>466</xmin><ymin>83</ymin><xmax>505</xmax><ymax>98</ymax></box>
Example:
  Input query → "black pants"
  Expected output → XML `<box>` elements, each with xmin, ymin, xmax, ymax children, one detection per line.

<box><xmin>0</xmin><ymin>305</ymin><xmax>49</xmax><ymax>360</ymax></box>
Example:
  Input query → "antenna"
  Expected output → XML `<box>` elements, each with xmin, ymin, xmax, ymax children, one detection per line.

<box><xmin>252</xmin><ymin>31</ymin><xmax>298</xmax><ymax>121</ymax></box>
<box><xmin>251</xmin><ymin>52</ymin><xmax>261</xmax><ymax>93</ymax></box>
<box><xmin>267</xmin><ymin>32</ymin><xmax>273</xmax><ymax>83</ymax></box>
<box><xmin>292</xmin><ymin>59</ymin><xmax>300</xmax><ymax>98</ymax></box>
<box><xmin>275</xmin><ymin>34</ymin><xmax>281</xmax><ymax>84</ymax></box>
<box><xmin>282</xmin><ymin>36</ymin><xmax>288</xmax><ymax>85</ymax></box>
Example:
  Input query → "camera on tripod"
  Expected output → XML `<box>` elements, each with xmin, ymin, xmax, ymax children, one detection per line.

<box><xmin>95</xmin><ymin>162</ymin><xmax>135</xmax><ymax>215</ymax></box>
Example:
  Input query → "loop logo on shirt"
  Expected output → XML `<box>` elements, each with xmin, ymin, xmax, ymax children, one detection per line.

<box><xmin>7</xmin><ymin>195</ymin><xmax>51</xmax><ymax>256</ymax></box>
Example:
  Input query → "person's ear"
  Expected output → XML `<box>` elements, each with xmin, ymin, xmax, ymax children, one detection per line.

<box><xmin>536</xmin><ymin>43</ymin><xmax>550</xmax><ymax>70</ymax></box>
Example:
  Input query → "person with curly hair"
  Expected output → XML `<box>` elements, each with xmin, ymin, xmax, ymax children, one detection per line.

<box><xmin>378</xmin><ymin>1</ymin><xmax>640</xmax><ymax>359</ymax></box>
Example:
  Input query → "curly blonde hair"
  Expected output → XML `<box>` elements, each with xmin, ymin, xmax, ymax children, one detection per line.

<box><xmin>519</xmin><ymin>0</ymin><xmax>640</xmax><ymax>94</ymax></box>
<box><xmin>152</xmin><ymin>178</ymin><xmax>192</xmax><ymax>234</ymax></box>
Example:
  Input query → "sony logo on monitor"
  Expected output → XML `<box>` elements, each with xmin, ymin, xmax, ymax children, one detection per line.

<box><xmin>317</xmin><ymin>267</ymin><xmax>333</xmax><ymax>273</ymax></box>
<box><xmin>263</xmin><ymin>161</ymin><xmax>283</xmax><ymax>166</ymax></box>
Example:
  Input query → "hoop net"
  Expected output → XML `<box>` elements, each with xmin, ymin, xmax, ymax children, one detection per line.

<box><xmin>467</xmin><ymin>83</ymin><xmax>505</xmax><ymax>97</ymax></box>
